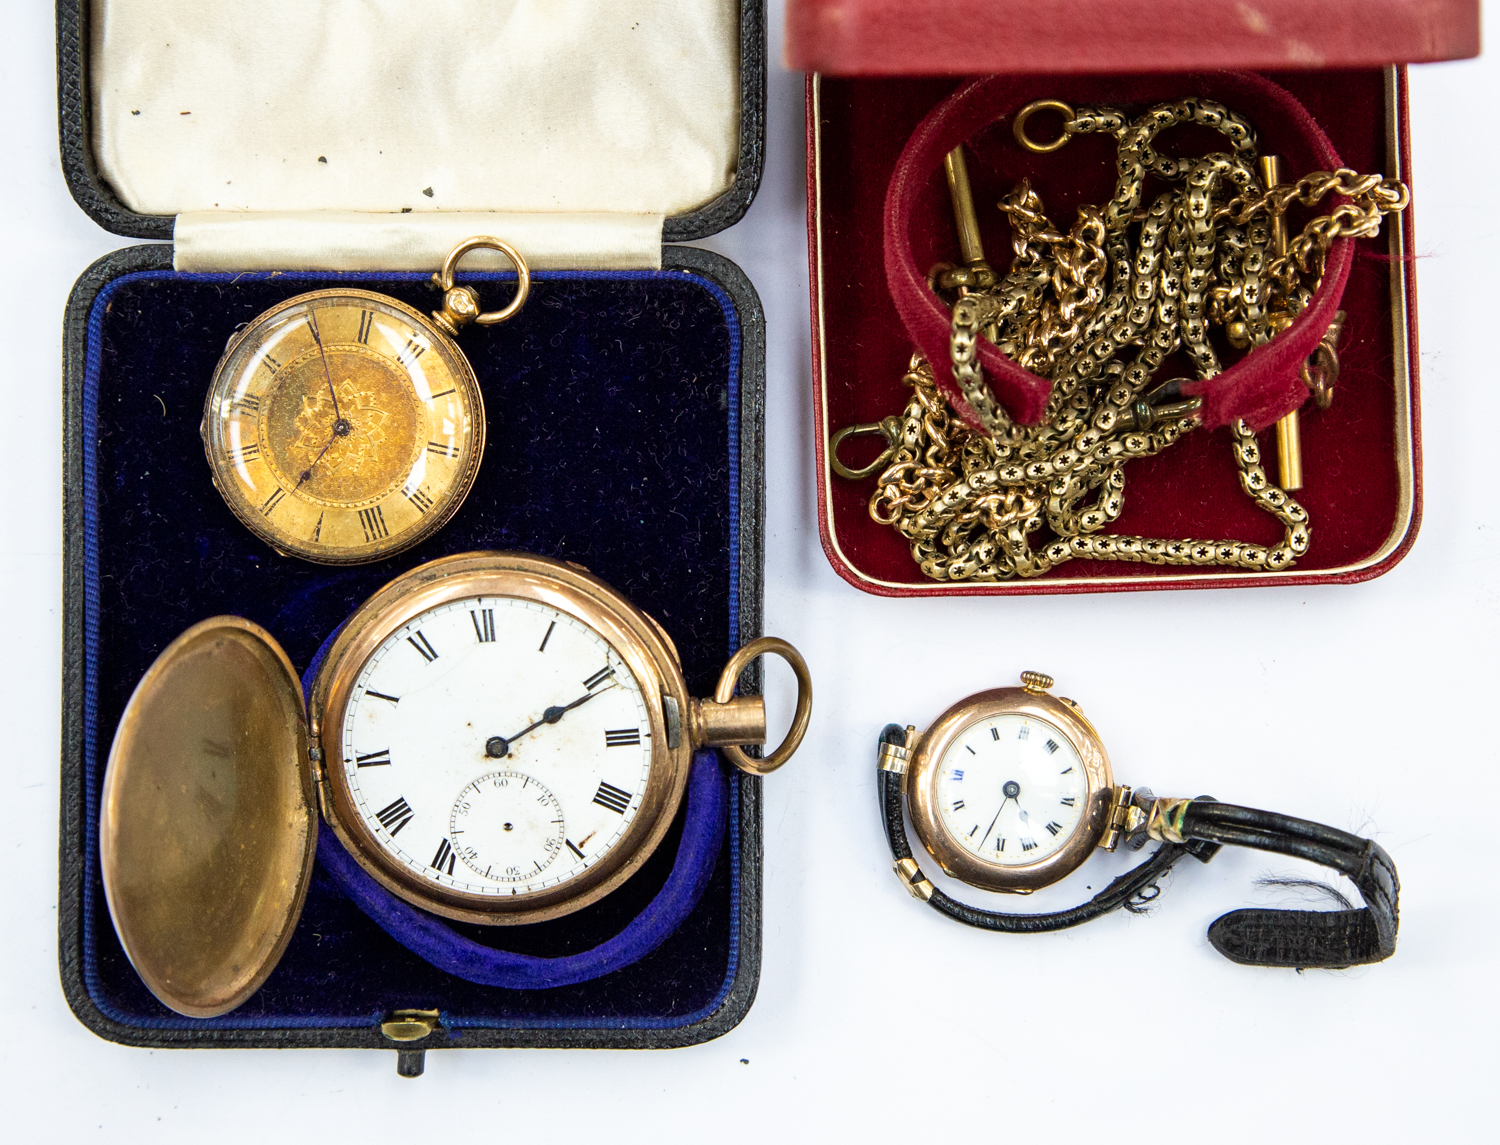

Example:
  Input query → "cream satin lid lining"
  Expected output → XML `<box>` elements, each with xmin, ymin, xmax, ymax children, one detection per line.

<box><xmin>92</xmin><ymin>0</ymin><xmax>741</xmax><ymax>269</ymax></box>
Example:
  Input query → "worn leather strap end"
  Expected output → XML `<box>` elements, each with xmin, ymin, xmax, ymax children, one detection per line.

<box><xmin>1208</xmin><ymin>907</ymin><xmax>1384</xmax><ymax>969</ymax></box>
<box><xmin>1184</xmin><ymin>802</ymin><xmax>1398</xmax><ymax>969</ymax></box>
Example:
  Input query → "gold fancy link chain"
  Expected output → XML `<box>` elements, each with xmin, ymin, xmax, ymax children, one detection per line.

<box><xmin>837</xmin><ymin>97</ymin><xmax>1409</xmax><ymax>582</ymax></box>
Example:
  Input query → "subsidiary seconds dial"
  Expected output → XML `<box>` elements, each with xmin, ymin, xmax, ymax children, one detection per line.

<box><xmin>937</xmin><ymin>713</ymin><xmax>1089</xmax><ymax>866</ymax></box>
<box><xmin>339</xmin><ymin>595</ymin><xmax>653</xmax><ymax>900</ymax></box>
<box><xmin>450</xmin><ymin>772</ymin><xmax>566</xmax><ymax>882</ymax></box>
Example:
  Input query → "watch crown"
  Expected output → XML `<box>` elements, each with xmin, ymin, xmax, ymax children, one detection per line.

<box><xmin>1020</xmin><ymin>671</ymin><xmax>1053</xmax><ymax>694</ymax></box>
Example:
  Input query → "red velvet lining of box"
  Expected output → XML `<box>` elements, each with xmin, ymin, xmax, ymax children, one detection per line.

<box><xmin>884</xmin><ymin>72</ymin><xmax>1351</xmax><ymax>432</ymax></box>
<box><xmin>812</xmin><ymin>68</ymin><xmax>1419</xmax><ymax>594</ymax></box>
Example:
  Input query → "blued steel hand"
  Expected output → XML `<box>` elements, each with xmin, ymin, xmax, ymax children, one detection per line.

<box><xmin>297</xmin><ymin>308</ymin><xmax>350</xmax><ymax>488</ymax></box>
<box><xmin>981</xmin><ymin>796</ymin><xmax>1012</xmax><ymax>850</ymax></box>
<box><xmin>307</xmin><ymin>308</ymin><xmax>343</xmax><ymax>422</ymax></box>
<box><xmin>982</xmin><ymin>780</ymin><xmax>1024</xmax><ymax>848</ymax></box>
<box><xmin>485</xmin><ymin>680</ymin><xmax>614</xmax><ymax>758</ymax></box>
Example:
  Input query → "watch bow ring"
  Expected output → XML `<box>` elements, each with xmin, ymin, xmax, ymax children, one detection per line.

<box><xmin>878</xmin><ymin>672</ymin><xmax>1398</xmax><ymax>969</ymax></box>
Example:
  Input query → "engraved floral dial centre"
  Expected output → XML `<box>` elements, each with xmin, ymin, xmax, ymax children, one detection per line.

<box><xmin>202</xmin><ymin>290</ymin><xmax>483</xmax><ymax>564</ymax></box>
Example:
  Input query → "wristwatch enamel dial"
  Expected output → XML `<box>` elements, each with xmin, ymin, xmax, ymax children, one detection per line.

<box><xmin>200</xmin><ymin>237</ymin><xmax>528</xmax><ymax>565</ymax></box>
<box><xmin>878</xmin><ymin>671</ymin><xmax>1400</xmax><ymax>969</ymax></box>
<box><xmin>906</xmin><ymin>673</ymin><xmax>1112</xmax><ymax>893</ymax></box>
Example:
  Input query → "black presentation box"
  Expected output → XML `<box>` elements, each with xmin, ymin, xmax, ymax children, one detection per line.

<box><xmin>57</xmin><ymin>0</ymin><xmax>770</xmax><ymax>1071</ymax></box>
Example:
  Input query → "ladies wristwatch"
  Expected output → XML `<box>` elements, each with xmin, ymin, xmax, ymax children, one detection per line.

<box><xmin>877</xmin><ymin>671</ymin><xmax>1397</xmax><ymax>968</ymax></box>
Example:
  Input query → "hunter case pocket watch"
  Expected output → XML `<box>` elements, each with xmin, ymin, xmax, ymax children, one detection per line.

<box><xmin>100</xmin><ymin>552</ymin><xmax>812</xmax><ymax>1018</ymax></box>
<box><xmin>879</xmin><ymin>672</ymin><xmax>1399</xmax><ymax>969</ymax></box>
<box><xmin>201</xmin><ymin>238</ymin><xmax>528</xmax><ymax>564</ymax></box>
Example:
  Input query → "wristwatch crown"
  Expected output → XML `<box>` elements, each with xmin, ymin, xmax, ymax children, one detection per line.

<box><xmin>1020</xmin><ymin>671</ymin><xmax>1053</xmax><ymax>694</ymax></box>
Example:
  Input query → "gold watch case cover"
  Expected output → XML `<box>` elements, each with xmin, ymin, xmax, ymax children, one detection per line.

<box><xmin>903</xmin><ymin>673</ymin><xmax>1114</xmax><ymax>893</ymax></box>
<box><xmin>99</xmin><ymin>551</ymin><xmax>813</xmax><ymax>1017</ymax></box>
<box><xmin>200</xmin><ymin>237</ymin><xmax>529</xmax><ymax>565</ymax></box>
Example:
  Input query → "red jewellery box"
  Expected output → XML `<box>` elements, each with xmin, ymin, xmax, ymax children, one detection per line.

<box><xmin>789</xmin><ymin>0</ymin><xmax>1481</xmax><ymax>596</ymax></box>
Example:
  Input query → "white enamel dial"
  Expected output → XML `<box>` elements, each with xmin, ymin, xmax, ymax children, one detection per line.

<box><xmin>339</xmin><ymin>595</ymin><xmax>654</xmax><ymax>898</ymax></box>
<box><xmin>936</xmin><ymin>713</ymin><xmax>1089</xmax><ymax>866</ymax></box>
<box><xmin>449</xmin><ymin>772</ymin><xmax>566</xmax><ymax>882</ymax></box>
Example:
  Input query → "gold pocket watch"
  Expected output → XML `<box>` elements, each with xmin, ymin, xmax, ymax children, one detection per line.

<box><xmin>201</xmin><ymin>238</ymin><xmax>528</xmax><ymax>564</ymax></box>
<box><xmin>879</xmin><ymin>672</ymin><xmax>1399</xmax><ymax>967</ymax></box>
<box><xmin>100</xmin><ymin>552</ymin><xmax>812</xmax><ymax>1017</ymax></box>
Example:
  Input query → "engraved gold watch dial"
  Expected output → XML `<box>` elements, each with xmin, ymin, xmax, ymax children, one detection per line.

<box><xmin>202</xmin><ymin>290</ymin><xmax>484</xmax><ymax>564</ymax></box>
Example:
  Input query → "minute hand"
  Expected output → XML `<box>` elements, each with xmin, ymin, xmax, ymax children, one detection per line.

<box><xmin>490</xmin><ymin>686</ymin><xmax>608</xmax><ymax>755</ymax></box>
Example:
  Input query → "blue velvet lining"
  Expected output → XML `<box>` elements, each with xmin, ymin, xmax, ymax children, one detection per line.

<box><xmin>79</xmin><ymin>268</ymin><xmax>744</xmax><ymax>1030</ymax></box>
<box><xmin>315</xmin><ymin>757</ymin><xmax>726</xmax><ymax>990</ymax></box>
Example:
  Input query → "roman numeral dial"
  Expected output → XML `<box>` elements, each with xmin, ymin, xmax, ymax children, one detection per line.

<box><xmin>202</xmin><ymin>291</ymin><xmax>483</xmax><ymax>563</ymax></box>
<box><xmin>936</xmin><ymin>713</ymin><xmax>1091</xmax><ymax>870</ymax></box>
<box><xmin>338</xmin><ymin>590</ymin><xmax>656</xmax><ymax>910</ymax></box>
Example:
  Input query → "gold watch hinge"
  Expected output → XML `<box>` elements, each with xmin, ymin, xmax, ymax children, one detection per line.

<box><xmin>1099</xmin><ymin>785</ymin><xmax>1146</xmax><ymax>852</ymax></box>
<box><xmin>894</xmin><ymin>857</ymin><xmax>934</xmax><ymax>902</ymax></box>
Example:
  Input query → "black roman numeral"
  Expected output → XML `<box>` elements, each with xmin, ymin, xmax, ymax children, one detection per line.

<box><xmin>1045</xmin><ymin>821</ymin><xmax>1063</xmax><ymax>837</ymax></box>
<box><xmin>1046</xmin><ymin>739</ymin><xmax>1060</xmax><ymax>754</ymax></box>
<box><xmin>312</xmin><ymin>512</ymin><xmax>323</xmax><ymax>543</ymax></box>
<box><xmin>1018</xmin><ymin>726</ymin><xmax>1031</xmax><ymax>740</ymax></box>
<box><xmin>238</xmin><ymin>441</ymin><xmax>260</xmax><ymax>463</ymax></box>
<box><xmin>234</xmin><ymin>393</ymin><xmax>262</xmax><ymax>413</ymax></box>
<box><xmin>951</xmin><ymin>799</ymin><xmax>966</xmax><ymax>811</ymax></box>
<box><xmin>407</xmin><ymin>630</ymin><xmax>438</xmax><ymax>662</ymax></box>
<box><xmin>565</xmin><ymin>838</ymin><xmax>585</xmax><ymax>860</ymax></box>
<box><xmin>375</xmin><ymin>797</ymin><xmax>414</xmax><ymax>836</ymax></box>
<box><xmin>427</xmin><ymin>440</ymin><xmax>454</xmax><ymax>457</ymax></box>
<box><xmin>605</xmin><ymin>728</ymin><xmax>641</xmax><ymax>748</ymax></box>
<box><xmin>407</xmin><ymin>487</ymin><xmax>434</xmax><ymax>514</ymax></box>
<box><xmin>365</xmin><ymin>689</ymin><xmax>400</xmax><ymax>704</ymax></box>
<box><xmin>990</xmin><ymin>727</ymin><xmax>1000</xmax><ymax>741</ymax></box>
<box><xmin>951</xmin><ymin>769</ymin><xmax>964</xmax><ymax>781</ymax></box>
<box><xmin>1060</xmin><ymin>796</ymin><xmax>1076</xmax><ymax>807</ymax></box>
<box><xmin>355</xmin><ymin>748</ymin><xmax>391</xmax><ymax>767</ymax></box>
<box><xmin>262</xmin><ymin>355</ymin><xmax>281</xmax><ymax>375</ymax></box>
<box><xmin>471</xmin><ymin>609</ymin><xmax>495</xmax><ymax>643</ymax></box>
<box><xmin>584</xmin><ymin>666</ymin><xmax>614</xmax><ymax>690</ymax></box>
<box><xmin>1020</xmin><ymin>837</ymin><xmax>1037</xmax><ymax>851</ymax></box>
<box><xmin>968</xmin><ymin>825</ymin><xmax>979</xmax><ymax>837</ymax></box>
<box><xmin>431</xmin><ymin>837</ymin><xmax>456</xmax><ymax>876</ymax></box>
<box><xmin>359</xmin><ymin>505</ymin><xmax>389</xmax><ymax>541</ymax></box>
<box><xmin>401</xmin><ymin>335</ymin><xmax>428</xmax><ymax>363</ymax></box>
<box><xmin>1060</xmin><ymin>766</ymin><xmax>1074</xmax><ymax>774</ymax></box>
<box><xmin>429</xmin><ymin>387</ymin><xmax>456</xmax><ymax>399</ymax></box>
<box><xmin>357</xmin><ymin>309</ymin><xmax>375</xmax><ymax>343</ymax></box>
<box><xmin>593</xmin><ymin>781</ymin><xmax>632</xmax><ymax>814</ymax></box>
<box><xmin>538</xmin><ymin>620</ymin><xmax>556</xmax><ymax>652</ymax></box>
<box><xmin>261</xmin><ymin>488</ymin><xmax>285</xmax><ymax>515</ymax></box>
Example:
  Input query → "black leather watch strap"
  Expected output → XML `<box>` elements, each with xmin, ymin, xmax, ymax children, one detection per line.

<box><xmin>878</xmin><ymin>725</ymin><xmax>1399</xmax><ymax>967</ymax></box>
<box><xmin>877</xmin><ymin>725</ymin><xmax>1207</xmax><ymax>934</ymax></box>
<box><xmin>1178</xmin><ymin>801</ymin><xmax>1398</xmax><ymax>969</ymax></box>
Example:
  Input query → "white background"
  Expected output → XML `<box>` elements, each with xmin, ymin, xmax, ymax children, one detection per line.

<box><xmin>4</xmin><ymin>1</ymin><xmax>1496</xmax><ymax>1139</ymax></box>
